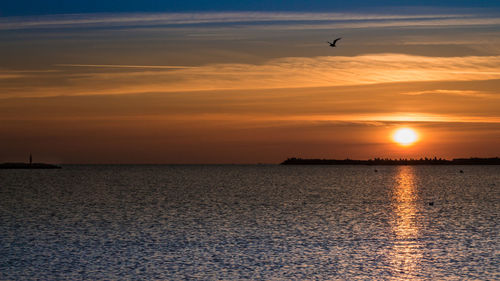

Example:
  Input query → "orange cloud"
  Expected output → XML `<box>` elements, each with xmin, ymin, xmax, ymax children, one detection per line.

<box><xmin>2</xmin><ymin>54</ymin><xmax>500</xmax><ymax>99</ymax></box>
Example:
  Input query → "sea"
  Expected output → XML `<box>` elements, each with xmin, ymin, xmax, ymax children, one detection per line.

<box><xmin>1</xmin><ymin>165</ymin><xmax>498</xmax><ymax>280</ymax></box>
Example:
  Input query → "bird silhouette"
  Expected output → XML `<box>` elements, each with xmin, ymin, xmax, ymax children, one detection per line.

<box><xmin>327</xmin><ymin>37</ymin><xmax>342</xmax><ymax>47</ymax></box>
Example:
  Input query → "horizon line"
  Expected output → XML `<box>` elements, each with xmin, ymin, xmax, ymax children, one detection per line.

<box><xmin>4</xmin><ymin>156</ymin><xmax>499</xmax><ymax>165</ymax></box>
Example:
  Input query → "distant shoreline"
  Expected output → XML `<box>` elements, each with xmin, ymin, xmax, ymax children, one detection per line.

<box><xmin>281</xmin><ymin>157</ymin><xmax>500</xmax><ymax>165</ymax></box>
<box><xmin>0</xmin><ymin>163</ymin><xmax>61</xmax><ymax>169</ymax></box>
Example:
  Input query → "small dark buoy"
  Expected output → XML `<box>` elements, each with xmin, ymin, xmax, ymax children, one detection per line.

<box><xmin>428</xmin><ymin>202</ymin><xmax>434</xmax><ymax>206</ymax></box>
<box><xmin>374</xmin><ymin>169</ymin><xmax>378</xmax><ymax>172</ymax></box>
<box><xmin>459</xmin><ymin>170</ymin><xmax>464</xmax><ymax>173</ymax></box>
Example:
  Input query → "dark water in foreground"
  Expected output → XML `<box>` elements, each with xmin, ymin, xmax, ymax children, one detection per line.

<box><xmin>1</xmin><ymin>165</ymin><xmax>498</xmax><ymax>280</ymax></box>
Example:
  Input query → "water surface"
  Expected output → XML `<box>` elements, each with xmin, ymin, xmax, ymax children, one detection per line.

<box><xmin>1</xmin><ymin>165</ymin><xmax>498</xmax><ymax>280</ymax></box>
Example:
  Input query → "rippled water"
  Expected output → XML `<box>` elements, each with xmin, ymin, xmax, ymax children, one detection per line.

<box><xmin>1</xmin><ymin>165</ymin><xmax>498</xmax><ymax>280</ymax></box>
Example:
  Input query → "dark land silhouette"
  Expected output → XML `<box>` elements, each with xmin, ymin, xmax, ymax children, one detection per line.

<box><xmin>1</xmin><ymin>154</ymin><xmax>61</xmax><ymax>169</ymax></box>
<box><xmin>281</xmin><ymin>157</ymin><xmax>500</xmax><ymax>165</ymax></box>
<box><xmin>0</xmin><ymin>162</ymin><xmax>61</xmax><ymax>169</ymax></box>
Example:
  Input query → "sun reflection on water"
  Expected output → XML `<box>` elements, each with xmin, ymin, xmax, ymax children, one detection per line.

<box><xmin>390</xmin><ymin>166</ymin><xmax>423</xmax><ymax>280</ymax></box>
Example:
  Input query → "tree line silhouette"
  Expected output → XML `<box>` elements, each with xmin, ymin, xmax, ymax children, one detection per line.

<box><xmin>281</xmin><ymin>157</ymin><xmax>500</xmax><ymax>165</ymax></box>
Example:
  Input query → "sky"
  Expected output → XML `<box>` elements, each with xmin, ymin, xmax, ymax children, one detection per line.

<box><xmin>1</xmin><ymin>1</ymin><xmax>500</xmax><ymax>163</ymax></box>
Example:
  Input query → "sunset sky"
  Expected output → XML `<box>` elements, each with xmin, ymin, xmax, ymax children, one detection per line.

<box><xmin>1</xmin><ymin>1</ymin><xmax>500</xmax><ymax>163</ymax></box>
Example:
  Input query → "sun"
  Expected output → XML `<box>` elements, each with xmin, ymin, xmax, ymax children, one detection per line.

<box><xmin>393</xmin><ymin>128</ymin><xmax>418</xmax><ymax>146</ymax></box>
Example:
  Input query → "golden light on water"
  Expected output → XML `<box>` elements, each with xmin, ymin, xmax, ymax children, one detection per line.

<box><xmin>390</xmin><ymin>166</ymin><xmax>423</xmax><ymax>279</ymax></box>
<box><xmin>393</xmin><ymin>128</ymin><xmax>419</xmax><ymax>146</ymax></box>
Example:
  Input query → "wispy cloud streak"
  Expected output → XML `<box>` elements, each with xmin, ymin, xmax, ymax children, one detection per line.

<box><xmin>0</xmin><ymin>11</ymin><xmax>491</xmax><ymax>30</ymax></box>
<box><xmin>401</xmin><ymin>89</ymin><xmax>498</xmax><ymax>98</ymax></box>
<box><xmin>3</xmin><ymin>54</ymin><xmax>500</xmax><ymax>98</ymax></box>
<box><xmin>56</xmin><ymin>64</ymin><xmax>195</xmax><ymax>69</ymax></box>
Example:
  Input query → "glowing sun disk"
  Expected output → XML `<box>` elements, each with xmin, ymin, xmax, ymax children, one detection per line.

<box><xmin>393</xmin><ymin>128</ymin><xmax>418</xmax><ymax>146</ymax></box>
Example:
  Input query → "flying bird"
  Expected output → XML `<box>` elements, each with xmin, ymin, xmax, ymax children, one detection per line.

<box><xmin>327</xmin><ymin>37</ymin><xmax>342</xmax><ymax>47</ymax></box>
